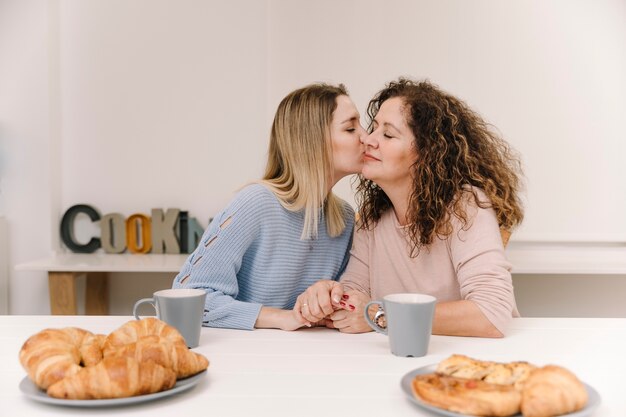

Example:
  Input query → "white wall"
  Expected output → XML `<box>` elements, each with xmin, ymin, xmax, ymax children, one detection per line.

<box><xmin>60</xmin><ymin>0</ymin><xmax>269</xmax><ymax>224</ymax></box>
<box><xmin>269</xmin><ymin>0</ymin><xmax>626</xmax><ymax>242</ymax></box>
<box><xmin>0</xmin><ymin>216</ymin><xmax>8</xmax><ymax>313</ymax></box>
<box><xmin>0</xmin><ymin>0</ymin><xmax>55</xmax><ymax>314</ymax></box>
<box><xmin>1</xmin><ymin>0</ymin><xmax>625</xmax><ymax>316</ymax></box>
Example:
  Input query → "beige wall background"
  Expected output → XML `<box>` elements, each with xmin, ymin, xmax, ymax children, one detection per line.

<box><xmin>1</xmin><ymin>0</ymin><xmax>625</xmax><ymax>316</ymax></box>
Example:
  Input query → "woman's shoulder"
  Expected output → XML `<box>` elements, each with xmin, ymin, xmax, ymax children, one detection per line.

<box><xmin>225</xmin><ymin>183</ymin><xmax>282</xmax><ymax>215</ymax></box>
<box><xmin>459</xmin><ymin>185</ymin><xmax>491</xmax><ymax>206</ymax></box>
<box><xmin>450</xmin><ymin>186</ymin><xmax>499</xmax><ymax>231</ymax></box>
<box><xmin>236</xmin><ymin>183</ymin><xmax>277</xmax><ymax>201</ymax></box>
<box><xmin>355</xmin><ymin>208</ymin><xmax>395</xmax><ymax>235</ymax></box>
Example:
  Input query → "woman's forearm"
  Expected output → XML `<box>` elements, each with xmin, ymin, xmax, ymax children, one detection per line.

<box><xmin>255</xmin><ymin>306</ymin><xmax>285</xmax><ymax>329</ymax></box>
<box><xmin>432</xmin><ymin>300</ymin><xmax>503</xmax><ymax>338</ymax></box>
<box><xmin>255</xmin><ymin>306</ymin><xmax>307</xmax><ymax>331</ymax></box>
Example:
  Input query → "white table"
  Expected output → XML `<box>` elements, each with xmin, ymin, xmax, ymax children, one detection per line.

<box><xmin>1</xmin><ymin>316</ymin><xmax>624</xmax><ymax>416</ymax></box>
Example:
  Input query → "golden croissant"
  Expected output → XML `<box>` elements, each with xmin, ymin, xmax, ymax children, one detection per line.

<box><xmin>521</xmin><ymin>365</ymin><xmax>588</xmax><ymax>417</ymax></box>
<box><xmin>80</xmin><ymin>333</ymin><xmax>106</xmax><ymax>366</ymax></box>
<box><xmin>105</xmin><ymin>335</ymin><xmax>209</xmax><ymax>378</ymax></box>
<box><xmin>19</xmin><ymin>327</ymin><xmax>105</xmax><ymax>390</ymax></box>
<box><xmin>102</xmin><ymin>318</ymin><xmax>186</xmax><ymax>356</ymax></box>
<box><xmin>47</xmin><ymin>356</ymin><xmax>176</xmax><ymax>400</ymax></box>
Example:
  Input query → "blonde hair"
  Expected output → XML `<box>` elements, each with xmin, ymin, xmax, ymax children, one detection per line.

<box><xmin>261</xmin><ymin>83</ymin><xmax>348</xmax><ymax>239</ymax></box>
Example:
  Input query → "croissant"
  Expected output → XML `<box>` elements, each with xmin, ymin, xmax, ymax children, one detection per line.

<box><xmin>102</xmin><ymin>318</ymin><xmax>185</xmax><ymax>356</ymax></box>
<box><xmin>79</xmin><ymin>333</ymin><xmax>106</xmax><ymax>367</ymax></box>
<box><xmin>19</xmin><ymin>327</ymin><xmax>102</xmax><ymax>390</ymax></box>
<box><xmin>105</xmin><ymin>335</ymin><xmax>209</xmax><ymax>378</ymax></box>
<box><xmin>47</xmin><ymin>356</ymin><xmax>176</xmax><ymax>400</ymax></box>
<box><xmin>521</xmin><ymin>365</ymin><xmax>588</xmax><ymax>417</ymax></box>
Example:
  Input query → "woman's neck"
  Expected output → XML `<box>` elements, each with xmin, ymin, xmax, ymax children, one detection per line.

<box><xmin>380</xmin><ymin>183</ymin><xmax>412</xmax><ymax>226</ymax></box>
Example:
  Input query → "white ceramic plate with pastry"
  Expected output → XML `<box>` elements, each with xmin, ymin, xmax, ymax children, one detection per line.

<box><xmin>400</xmin><ymin>365</ymin><xmax>601</xmax><ymax>417</ymax></box>
<box><xmin>19</xmin><ymin>370</ymin><xmax>207</xmax><ymax>407</ymax></box>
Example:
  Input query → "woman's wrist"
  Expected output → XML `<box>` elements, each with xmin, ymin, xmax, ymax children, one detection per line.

<box><xmin>255</xmin><ymin>306</ymin><xmax>281</xmax><ymax>329</ymax></box>
<box><xmin>255</xmin><ymin>306</ymin><xmax>304</xmax><ymax>330</ymax></box>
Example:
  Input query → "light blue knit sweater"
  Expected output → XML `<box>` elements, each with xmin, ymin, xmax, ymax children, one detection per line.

<box><xmin>172</xmin><ymin>184</ymin><xmax>354</xmax><ymax>330</ymax></box>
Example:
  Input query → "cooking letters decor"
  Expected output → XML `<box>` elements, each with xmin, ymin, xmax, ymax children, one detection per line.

<box><xmin>60</xmin><ymin>204</ymin><xmax>208</xmax><ymax>254</ymax></box>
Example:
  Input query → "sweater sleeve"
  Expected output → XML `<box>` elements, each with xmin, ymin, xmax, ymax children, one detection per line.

<box><xmin>339</xmin><ymin>226</ymin><xmax>372</xmax><ymax>296</ymax></box>
<box><xmin>448</xmin><ymin>191</ymin><xmax>517</xmax><ymax>335</ymax></box>
<box><xmin>172</xmin><ymin>185</ymin><xmax>266</xmax><ymax>330</ymax></box>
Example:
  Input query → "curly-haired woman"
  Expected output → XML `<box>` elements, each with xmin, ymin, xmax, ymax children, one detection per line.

<box><xmin>296</xmin><ymin>78</ymin><xmax>524</xmax><ymax>337</ymax></box>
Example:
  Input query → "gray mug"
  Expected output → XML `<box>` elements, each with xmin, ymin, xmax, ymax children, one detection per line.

<box><xmin>133</xmin><ymin>288</ymin><xmax>207</xmax><ymax>348</ymax></box>
<box><xmin>365</xmin><ymin>293</ymin><xmax>436</xmax><ymax>357</ymax></box>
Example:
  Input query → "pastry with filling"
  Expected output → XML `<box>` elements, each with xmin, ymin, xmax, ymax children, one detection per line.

<box><xmin>412</xmin><ymin>373</ymin><xmax>522</xmax><ymax>417</ymax></box>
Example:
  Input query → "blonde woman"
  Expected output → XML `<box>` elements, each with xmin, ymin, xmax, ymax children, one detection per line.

<box><xmin>173</xmin><ymin>83</ymin><xmax>365</xmax><ymax>330</ymax></box>
<box><xmin>296</xmin><ymin>79</ymin><xmax>524</xmax><ymax>337</ymax></box>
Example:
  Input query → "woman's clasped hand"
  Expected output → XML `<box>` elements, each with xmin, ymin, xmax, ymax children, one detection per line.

<box><xmin>294</xmin><ymin>280</ymin><xmax>374</xmax><ymax>333</ymax></box>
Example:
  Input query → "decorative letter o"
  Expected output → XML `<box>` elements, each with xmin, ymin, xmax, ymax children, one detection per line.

<box><xmin>126</xmin><ymin>214</ymin><xmax>152</xmax><ymax>254</ymax></box>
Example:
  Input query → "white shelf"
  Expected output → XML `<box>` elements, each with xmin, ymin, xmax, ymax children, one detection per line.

<box><xmin>15</xmin><ymin>242</ymin><xmax>626</xmax><ymax>276</ymax></box>
<box><xmin>506</xmin><ymin>242</ymin><xmax>626</xmax><ymax>275</ymax></box>
<box><xmin>15</xmin><ymin>253</ymin><xmax>189</xmax><ymax>273</ymax></box>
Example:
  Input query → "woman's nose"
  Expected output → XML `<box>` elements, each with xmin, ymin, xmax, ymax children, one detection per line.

<box><xmin>364</xmin><ymin>131</ymin><xmax>378</xmax><ymax>148</ymax></box>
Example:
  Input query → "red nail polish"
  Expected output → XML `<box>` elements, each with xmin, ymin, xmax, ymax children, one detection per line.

<box><xmin>339</xmin><ymin>301</ymin><xmax>346</xmax><ymax>307</ymax></box>
<box><xmin>342</xmin><ymin>294</ymin><xmax>349</xmax><ymax>300</ymax></box>
<box><xmin>349</xmin><ymin>304</ymin><xmax>355</xmax><ymax>310</ymax></box>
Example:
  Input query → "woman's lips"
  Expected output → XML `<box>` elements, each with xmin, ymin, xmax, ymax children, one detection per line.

<box><xmin>364</xmin><ymin>153</ymin><xmax>380</xmax><ymax>162</ymax></box>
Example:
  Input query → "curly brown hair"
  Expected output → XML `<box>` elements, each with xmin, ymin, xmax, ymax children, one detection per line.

<box><xmin>357</xmin><ymin>78</ymin><xmax>524</xmax><ymax>256</ymax></box>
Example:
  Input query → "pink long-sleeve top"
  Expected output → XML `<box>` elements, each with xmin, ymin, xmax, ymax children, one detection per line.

<box><xmin>341</xmin><ymin>189</ymin><xmax>519</xmax><ymax>334</ymax></box>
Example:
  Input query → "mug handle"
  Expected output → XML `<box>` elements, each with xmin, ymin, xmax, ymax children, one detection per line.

<box><xmin>133</xmin><ymin>298</ymin><xmax>156</xmax><ymax>320</ymax></box>
<box><xmin>364</xmin><ymin>301</ymin><xmax>387</xmax><ymax>335</ymax></box>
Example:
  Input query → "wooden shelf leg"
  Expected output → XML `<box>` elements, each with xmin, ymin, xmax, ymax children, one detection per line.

<box><xmin>86</xmin><ymin>272</ymin><xmax>109</xmax><ymax>315</ymax></box>
<box><xmin>48</xmin><ymin>272</ymin><xmax>78</xmax><ymax>315</ymax></box>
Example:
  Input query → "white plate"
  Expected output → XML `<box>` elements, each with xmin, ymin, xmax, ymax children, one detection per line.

<box><xmin>19</xmin><ymin>370</ymin><xmax>207</xmax><ymax>407</ymax></box>
<box><xmin>400</xmin><ymin>364</ymin><xmax>601</xmax><ymax>417</ymax></box>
